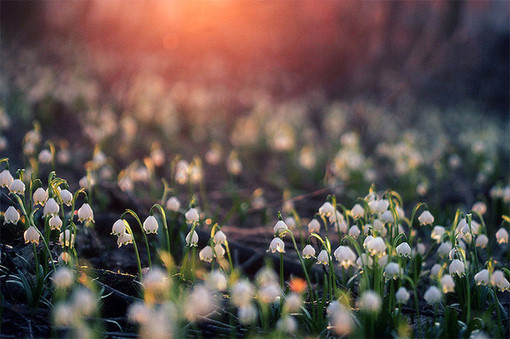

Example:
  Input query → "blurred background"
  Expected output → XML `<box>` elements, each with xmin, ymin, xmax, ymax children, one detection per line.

<box><xmin>1</xmin><ymin>0</ymin><xmax>509</xmax><ymax>220</ymax></box>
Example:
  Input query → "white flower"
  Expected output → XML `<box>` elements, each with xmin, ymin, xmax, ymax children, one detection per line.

<box><xmin>49</xmin><ymin>215</ymin><xmax>63</xmax><ymax>231</ymax></box>
<box><xmin>127</xmin><ymin>302</ymin><xmax>152</xmax><ymax>324</ymax></box>
<box><xmin>365</xmin><ymin>237</ymin><xmax>387</xmax><ymax>257</ymax></box>
<box><xmin>495</xmin><ymin>228</ymin><xmax>508</xmax><ymax>244</ymax></box>
<box><xmin>302</xmin><ymin>244</ymin><xmax>316</xmax><ymax>259</ymax></box>
<box><xmin>384</xmin><ymin>262</ymin><xmax>401</xmax><ymax>279</ymax></box>
<box><xmin>199</xmin><ymin>246</ymin><xmax>214</xmax><ymax>262</ymax></box>
<box><xmin>33</xmin><ymin>188</ymin><xmax>48</xmax><ymax>206</ymax></box>
<box><xmin>440</xmin><ymin>274</ymin><xmax>455</xmax><ymax>293</ymax></box>
<box><xmin>268</xmin><ymin>238</ymin><xmax>285</xmax><ymax>253</ymax></box>
<box><xmin>437</xmin><ymin>242</ymin><xmax>452</xmax><ymax>257</ymax></box>
<box><xmin>284</xmin><ymin>217</ymin><xmax>296</xmax><ymax>230</ymax></box>
<box><xmin>59</xmin><ymin>230</ymin><xmax>75</xmax><ymax>248</ymax></box>
<box><xmin>38</xmin><ymin>149</ymin><xmax>52</xmax><ymax>164</ymax></box>
<box><xmin>214</xmin><ymin>243</ymin><xmax>225</xmax><ymax>258</ymax></box>
<box><xmin>24</xmin><ymin>226</ymin><xmax>40</xmax><ymax>245</ymax></box>
<box><xmin>256</xmin><ymin>267</ymin><xmax>278</xmax><ymax>286</ymax></box>
<box><xmin>143</xmin><ymin>216</ymin><xmax>159</xmax><ymax>234</ymax></box>
<box><xmin>0</xmin><ymin>169</ymin><xmax>13</xmax><ymax>187</ymax></box>
<box><xmin>472</xmin><ymin>201</ymin><xmax>487</xmax><ymax>215</ymax></box>
<box><xmin>376</xmin><ymin>199</ymin><xmax>390</xmax><ymax>214</ymax></box>
<box><xmin>59</xmin><ymin>189</ymin><xmax>73</xmax><ymax>206</ymax></box>
<box><xmin>378</xmin><ymin>254</ymin><xmax>389</xmax><ymax>266</ymax></box>
<box><xmin>166</xmin><ymin>197</ymin><xmax>181</xmax><ymax>212</ymax></box>
<box><xmin>396</xmin><ymin>242</ymin><xmax>412</xmax><ymax>257</ymax></box>
<box><xmin>258</xmin><ymin>283</ymin><xmax>281</xmax><ymax>304</ymax></box>
<box><xmin>449</xmin><ymin>259</ymin><xmax>465</xmax><ymax>276</ymax></box>
<box><xmin>4</xmin><ymin>206</ymin><xmax>20</xmax><ymax>224</ymax></box>
<box><xmin>334</xmin><ymin>246</ymin><xmax>357</xmax><ymax>269</ymax></box>
<box><xmin>351</xmin><ymin>204</ymin><xmax>364</xmax><ymax>219</ymax></box>
<box><xmin>491</xmin><ymin>270</ymin><xmax>510</xmax><ymax>291</ymax></box>
<box><xmin>71</xmin><ymin>288</ymin><xmax>97</xmax><ymax>316</ymax></box>
<box><xmin>52</xmin><ymin>267</ymin><xmax>74</xmax><ymax>289</ymax></box>
<box><xmin>307</xmin><ymin>219</ymin><xmax>320</xmax><ymax>233</ymax></box>
<box><xmin>238</xmin><ymin>304</ymin><xmax>258</xmax><ymax>325</ymax></box>
<box><xmin>273</xmin><ymin>220</ymin><xmax>289</xmax><ymax>237</ymax></box>
<box><xmin>317</xmin><ymin>250</ymin><xmax>329</xmax><ymax>265</ymax></box>
<box><xmin>348</xmin><ymin>225</ymin><xmax>361</xmax><ymax>238</ymax></box>
<box><xmin>43</xmin><ymin>198</ymin><xmax>59</xmax><ymax>217</ymax></box>
<box><xmin>284</xmin><ymin>293</ymin><xmax>302</xmax><ymax>313</ymax></box>
<box><xmin>424</xmin><ymin>286</ymin><xmax>442</xmax><ymax>305</ymax></box>
<box><xmin>112</xmin><ymin>219</ymin><xmax>126</xmax><ymax>236</ymax></box>
<box><xmin>319</xmin><ymin>202</ymin><xmax>334</xmax><ymax>216</ymax></box>
<box><xmin>430</xmin><ymin>263</ymin><xmax>442</xmax><ymax>278</ymax></box>
<box><xmin>77</xmin><ymin>203</ymin><xmax>94</xmax><ymax>223</ymax></box>
<box><xmin>380</xmin><ymin>210</ymin><xmax>393</xmax><ymax>223</ymax></box>
<box><xmin>372</xmin><ymin>219</ymin><xmax>384</xmax><ymax>231</ymax></box>
<box><xmin>327</xmin><ymin>301</ymin><xmax>354</xmax><ymax>335</ymax></box>
<box><xmin>9</xmin><ymin>179</ymin><xmax>25</xmax><ymax>194</ymax></box>
<box><xmin>117</xmin><ymin>232</ymin><xmax>133</xmax><ymax>247</ymax></box>
<box><xmin>431</xmin><ymin>226</ymin><xmax>445</xmax><ymax>243</ymax></box>
<box><xmin>231</xmin><ymin>280</ymin><xmax>254</xmax><ymax>307</ymax></box>
<box><xmin>186</xmin><ymin>230</ymin><xmax>199</xmax><ymax>246</ymax></box>
<box><xmin>475</xmin><ymin>234</ymin><xmax>489</xmax><ymax>248</ymax></box>
<box><xmin>53</xmin><ymin>302</ymin><xmax>73</xmax><ymax>326</ymax></box>
<box><xmin>413</xmin><ymin>243</ymin><xmax>426</xmax><ymax>257</ymax></box>
<box><xmin>418</xmin><ymin>210</ymin><xmax>434</xmax><ymax>225</ymax></box>
<box><xmin>395</xmin><ymin>287</ymin><xmax>410</xmax><ymax>304</ymax></box>
<box><xmin>185</xmin><ymin>208</ymin><xmax>200</xmax><ymax>223</ymax></box>
<box><xmin>185</xmin><ymin>285</ymin><xmax>217</xmax><ymax>321</ymax></box>
<box><xmin>213</xmin><ymin>230</ymin><xmax>227</xmax><ymax>244</ymax></box>
<box><xmin>143</xmin><ymin>267</ymin><xmax>170</xmax><ymax>300</ymax></box>
<box><xmin>357</xmin><ymin>291</ymin><xmax>381</xmax><ymax>313</ymax></box>
<box><xmin>474</xmin><ymin>269</ymin><xmax>490</xmax><ymax>285</ymax></box>
<box><xmin>205</xmin><ymin>270</ymin><xmax>227</xmax><ymax>291</ymax></box>
<box><xmin>356</xmin><ymin>253</ymin><xmax>373</xmax><ymax>268</ymax></box>
<box><xmin>276</xmin><ymin>315</ymin><xmax>297</xmax><ymax>334</ymax></box>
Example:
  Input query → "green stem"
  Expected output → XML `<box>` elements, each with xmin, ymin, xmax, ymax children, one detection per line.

<box><xmin>280</xmin><ymin>252</ymin><xmax>284</xmax><ymax>291</ymax></box>
<box><xmin>123</xmin><ymin>209</ymin><xmax>152</xmax><ymax>268</ymax></box>
<box><xmin>289</xmin><ymin>232</ymin><xmax>313</xmax><ymax>301</ymax></box>
<box><xmin>125</xmin><ymin>224</ymin><xmax>143</xmax><ymax>281</ymax></box>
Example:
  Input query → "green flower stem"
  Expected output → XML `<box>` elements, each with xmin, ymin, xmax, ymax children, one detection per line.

<box><xmin>224</xmin><ymin>241</ymin><xmax>234</xmax><ymax>273</ymax></box>
<box><xmin>123</xmin><ymin>209</ymin><xmax>152</xmax><ymax>268</ymax></box>
<box><xmin>124</xmin><ymin>223</ymin><xmax>143</xmax><ymax>281</ymax></box>
<box><xmin>151</xmin><ymin>204</ymin><xmax>171</xmax><ymax>258</ymax></box>
<box><xmin>280</xmin><ymin>252</ymin><xmax>284</xmax><ymax>291</ymax></box>
<box><xmin>288</xmin><ymin>232</ymin><xmax>313</xmax><ymax>301</ymax></box>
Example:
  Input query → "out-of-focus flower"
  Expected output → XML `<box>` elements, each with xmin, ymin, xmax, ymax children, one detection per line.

<box><xmin>430</xmin><ymin>263</ymin><xmax>442</xmax><ymax>278</ymax></box>
<box><xmin>302</xmin><ymin>245</ymin><xmax>316</xmax><ymax>259</ymax></box>
<box><xmin>238</xmin><ymin>304</ymin><xmax>258</xmax><ymax>325</ymax></box>
<box><xmin>396</xmin><ymin>287</ymin><xmax>410</xmax><ymax>304</ymax></box>
<box><xmin>166</xmin><ymin>197</ymin><xmax>181</xmax><ymax>212</ymax></box>
<box><xmin>4</xmin><ymin>206</ymin><xmax>20</xmax><ymax>224</ymax></box>
<box><xmin>307</xmin><ymin>219</ymin><xmax>320</xmax><ymax>233</ymax></box>
<box><xmin>476</xmin><ymin>234</ymin><xmax>489</xmax><ymax>248</ymax></box>
<box><xmin>431</xmin><ymin>226</ymin><xmax>445</xmax><ymax>243</ymax></box>
<box><xmin>424</xmin><ymin>286</ymin><xmax>442</xmax><ymax>305</ymax></box>
<box><xmin>52</xmin><ymin>267</ymin><xmax>74</xmax><ymax>289</ymax></box>
<box><xmin>268</xmin><ymin>238</ymin><xmax>285</xmax><ymax>253</ymax></box>
<box><xmin>185</xmin><ymin>208</ymin><xmax>200</xmax><ymax>223</ymax></box>
<box><xmin>24</xmin><ymin>226</ymin><xmax>40</xmax><ymax>245</ymax></box>
<box><xmin>327</xmin><ymin>301</ymin><xmax>354</xmax><ymax>335</ymax></box>
<box><xmin>472</xmin><ymin>202</ymin><xmax>487</xmax><ymax>215</ymax></box>
<box><xmin>127</xmin><ymin>302</ymin><xmax>152</xmax><ymax>324</ymax></box>
<box><xmin>143</xmin><ymin>216</ymin><xmax>159</xmax><ymax>234</ymax></box>
<box><xmin>348</xmin><ymin>225</ymin><xmax>361</xmax><ymax>238</ymax></box>
<box><xmin>491</xmin><ymin>270</ymin><xmax>510</xmax><ymax>291</ymax></box>
<box><xmin>449</xmin><ymin>259</ymin><xmax>465</xmax><ymax>276</ymax></box>
<box><xmin>356</xmin><ymin>253</ymin><xmax>373</xmax><ymax>268</ymax></box>
<box><xmin>276</xmin><ymin>315</ymin><xmax>297</xmax><ymax>334</ymax></box>
<box><xmin>418</xmin><ymin>211</ymin><xmax>434</xmax><ymax>225</ymax></box>
<box><xmin>185</xmin><ymin>285</ymin><xmax>217</xmax><ymax>321</ymax></box>
<box><xmin>9</xmin><ymin>179</ymin><xmax>25</xmax><ymax>194</ymax></box>
<box><xmin>437</xmin><ymin>242</ymin><xmax>452</xmax><ymax>257</ymax></box>
<box><xmin>357</xmin><ymin>291</ymin><xmax>381</xmax><ymax>313</ymax></box>
<box><xmin>496</xmin><ymin>228</ymin><xmax>508</xmax><ymax>244</ymax></box>
<box><xmin>474</xmin><ymin>269</ymin><xmax>490</xmax><ymax>285</ymax></box>
<box><xmin>71</xmin><ymin>288</ymin><xmax>96</xmax><ymax>316</ymax></box>
<box><xmin>351</xmin><ymin>204</ymin><xmax>364</xmax><ymax>219</ymax></box>
<box><xmin>284</xmin><ymin>293</ymin><xmax>302</xmax><ymax>313</ymax></box>
<box><xmin>319</xmin><ymin>202</ymin><xmax>335</xmax><ymax>216</ymax></box>
<box><xmin>380</xmin><ymin>210</ymin><xmax>394</xmax><ymax>223</ymax></box>
<box><xmin>206</xmin><ymin>270</ymin><xmax>227</xmax><ymax>291</ymax></box>
<box><xmin>440</xmin><ymin>274</ymin><xmax>455</xmax><ymax>293</ymax></box>
<box><xmin>38</xmin><ymin>149</ymin><xmax>52</xmax><ymax>164</ymax></box>
<box><xmin>231</xmin><ymin>280</ymin><xmax>254</xmax><ymax>307</ymax></box>
<box><xmin>258</xmin><ymin>283</ymin><xmax>281</xmax><ymax>304</ymax></box>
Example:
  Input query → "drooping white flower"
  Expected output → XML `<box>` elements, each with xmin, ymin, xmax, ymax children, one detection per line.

<box><xmin>334</xmin><ymin>246</ymin><xmax>357</xmax><ymax>269</ymax></box>
<box><xmin>77</xmin><ymin>203</ymin><xmax>94</xmax><ymax>223</ymax></box>
<box><xmin>475</xmin><ymin>234</ymin><xmax>489</xmax><ymax>248</ymax></box>
<box><xmin>384</xmin><ymin>262</ymin><xmax>401</xmax><ymax>279</ymax></box>
<box><xmin>413</xmin><ymin>243</ymin><xmax>426</xmax><ymax>257</ymax></box>
<box><xmin>351</xmin><ymin>204</ymin><xmax>364</xmax><ymax>219</ymax></box>
<box><xmin>258</xmin><ymin>283</ymin><xmax>281</xmax><ymax>304</ymax></box>
<box><xmin>214</xmin><ymin>243</ymin><xmax>225</xmax><ymax>258</ymax></box>
<box><xmin>395</xmin><ymin>287</ymin><xmax>410</xmax><ymax>304</ymax></box>
<box><xmin>52</xmin><ymin>267</ymin><xmax>74</xmax><ymax>290</ymax></box>
<box><xmin>319</xmin><ymin>202</ymin><xmax>334</xmax><ymax>216</ymax></box>
<box><xmin>380</xmin><ymin>210</ymin><xmax>394</xmax><ymax>223</ymax></box>
<box><xmin>166</xmin><ymin>197</ymin><xmax>181</xmax><ymax>212</ymax></box>
<box><xmin>365</xmin><ymin>237</ymin><xmax>387</xmax><ymax>257</ymax></box>
<box><xmin>24</xmin><ymin>226</ymin><xmax>40</xmax><ymax>245</ymax></box>
<box><xmin>307</xmin><ymin>219</ymin><xmax>320</xmax><ymax>233</ymax></box>
<box><xmin>424</xmin><ymin>286</ymin><xmax>442</xmax><ymax>305</ymax></box>
<box><xmin>327</xmin><ymin>301</ymin><xmax>354</xmax><ymax>335</ymax></box>
<box><xmin>449</xmin><ymin>259</ymin><xmax>465</xmax><ymax>276</ymax></box>
<box><xmin>231</xmin><ymin>280</ymin><xmax>255</xmax><ymax>307</ymax></box>
<box><xmin>495</xmin><ymin>228</ymin><xmax>508</xmax><ymax>244</ymax></box>
<box><xmin>418</xmin><ymin>211</ymin><xmax>434</xmax><ymax>225</ymax></box>
<box><xmin>276</xmin><ymin>315</ymin><xmax>297</xmax><ymax>334</ymax></box>
<box><xmin>112</xmin><ymin>219</ymin><xmax>126</xmax><ymax>236</ymax></box>
<box><xmin>59</xmin><ymin>230</ymin><xmax>75</xmax><ymax>248</ymax></box>
<box><xmin>9</xmin><ymin>179</ymin><xmax>25</xmax><ymax>194</ymax></box>
<box><xmin>431</xmin><ymin>226</ymin><xmax>445</xmax><ymax>243</ymax></box>
<box><xmin>268</xmin><ymin>238</ymin><xmax>285</xmax><ymax>253</ymax></box>
<box><xmin>59</xmin><ymin>189</ymin><xmax>73</xmax><ymax>206</ymax></box>
<box><xmin>4</xmin><ymin>206</ymin><xmax>20</xmax><ymax>224</ymax></box>
<box><xmin>302</xmin><ymin>244</ymin><xmax>316</xmax><ymax>259</ymax></box>
<box><xmin>205</xmin><ymin>270</ymin><xmax>227</xmax><ymax>291</ymax></box>
<box><xmin>199</xmin><ymin>246</ymin><xmax>214</xmax><ymax>262</ymax></box>
<box><xmin>43</xmin><ymin>198</ymin><xmax>59</xmax><ymax>217</ymax></box>
<box><xmin>186</xmin><ymin>230</ymin><xmax>199</xmax><ymax>246</ymax></box>
<box><xmin>430</xmin><ymin>263</ymin><xmax>442</xmax><ymax>278</ymax></box>
<box><xmin>38</xmin><ymin>149</ymin><xmax>52</xmax><ymax>164</ymax></box>
<box><xmin>213</xmin><ymin>230</ymin><xmax>227</xmax><ymax>244</ymax></box>
<box><xmin>0</xmin><ymin>169</ymin><xmax>13</xmax><ymax>187</ymax></box>
<box><xmin>348</xmin><ymin>225</ymin><xmax>361</xmax><ymax>238</ymax></box>
<box><xmin>474</xmin><ymin>269</ymin><xmax>490</xmax><ymax>285</ymax></box>
<box><xmin>185</xmin><ymin>208</ymin><xmax>200</xmax><ymax>223</ymax></box>
<box><xmin>472</xmin><ymin>201</ymin><xmax>487</xmax><ymax>215</ymax></box>
<box><xmin>117</xmin><ymin>232</ymin><xmax>133</xmax><ymax>247</ymax></box>
<box><xmin>376</xmin><ymin>199</ymin><xmax>390</xmax><ymax>214</ymax></box>
<box><xmin>356</xmin><ymin>253</ymin><xmax>373</xmax><ymax>268</ymax></box>
<box><xmin>49</xmin><ymin>215</ymin><xmax>63</xmax><ymax>231</ymax></box>
<box><xmin>143</xmin><ymin>216</ymin><xmax>159</xmax><ymax>234</ymax></box>
<box><xmin>372</xmin><ymin>219</ymin><xmax>384</xmax><ymax>231</ymax></box>
<box><xmin>273</xmin><ymin>220</ymin><xmax>289</xmax><ymax>237</ymax></box>
<box><xmin>33</xmin><ymin>187</ymin><xmax>48</xmax><ymax>206</ymax></box>
<box><xmin>437</xmin><ymin>242</ymin><xmax>452</xmax><ymax>257</ymax></box>
<box><xmin>238</xmin><ymin>304</ymin><xmax>258</xmax><ymax>325</ymax></box>
<box><xmin>396</xmin><ymin>242</ymin><xmax>412</xmax><ymax>257</ymax></box>
<box><xmin>491</xmin><ymin>270</ymin><xmax>510</xmax><ymax>291</ymax></box>
<box><xmin>440</xmin><ymin>274</ymin><xmax>455</xmax><ymax>293</ymax></box>
<box><xmin>317</xmin><ymin>250</ymin><xmax>329</xmax><ymax>265</ymax></box>
<box><xmin>357</xmin><ymin>291</ymin><xmax>381</xmax><ymax>313</ymax></box>
<box><xmin>284</xmin><ymin>217</ymin><xmax>296</xmax><ymax>230</ymax></box>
